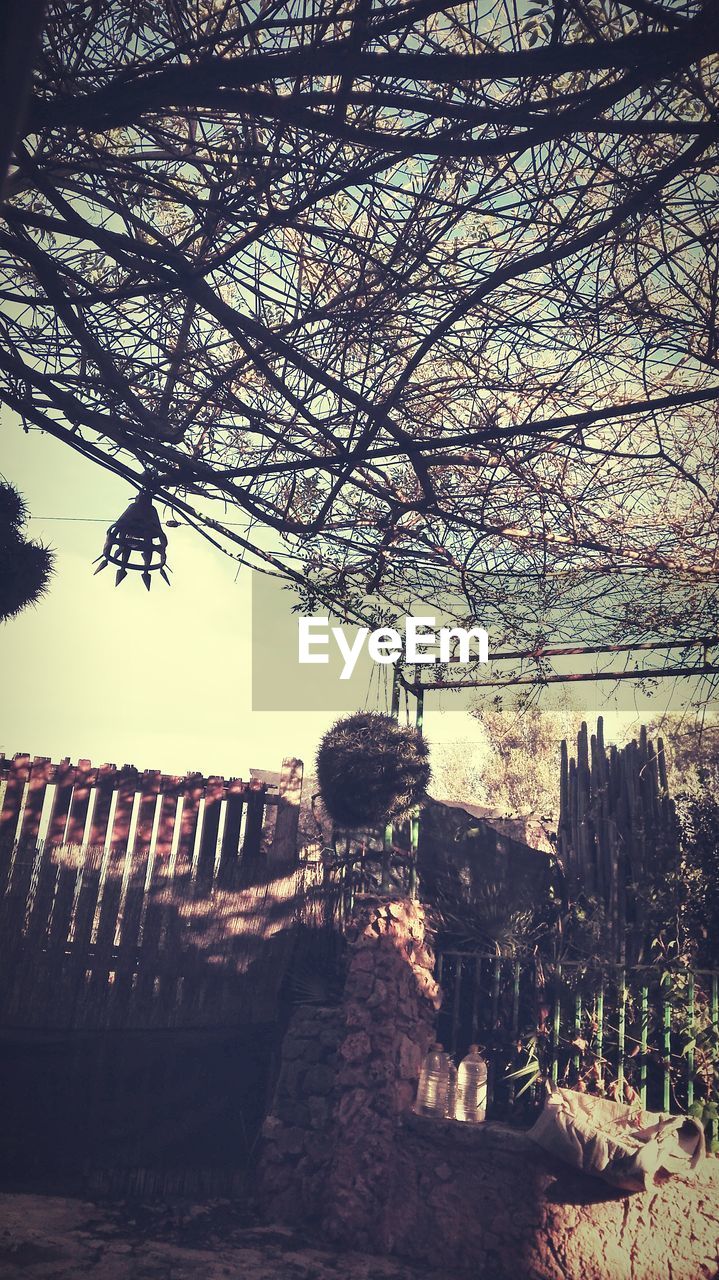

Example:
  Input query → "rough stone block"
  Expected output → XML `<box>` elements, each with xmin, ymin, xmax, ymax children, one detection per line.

<box><xmin>281</xmin><ymin>1036</ymin><xmax>308</xmax><ymax>1061</ymax></box>
<box><xmin>276</xmin><ymin>1100</ymin><xmax>311</xmax><ymax>1128</ymax></box>
<box><xmin>345</xmin><ymin>1002</ymin><xmax>372</xmax><ymax>1030</ymax></box>
<box><xmin>381</xmin><ymin>1118</ymin><xmax>719</xmax><ymax>1279</ymax></box>
<box><xmin>337</xmin><ymin>1087</ymin><xmax>370</xmax><ymax>1126</ymax></box>
<box><xmin>339</xmin><ymin>1031</ymin><xmax>372</xmax><ymax>1063</ymax></box>
<box><xmin>275</xmin><ymin>1126</ymin><xmax>306</xmax><ymax>1157</ymax></box>
<box><xmin>308</xmin><ymin>1096</ymin><xmax>330</xmax><ymax>1129</ymax></box>
<box><xmin>366</xmin><ymin>979</ymin><xmax>390</xmax><ymax>1009</ymax></box>
<box><xmin>336</xmin><ymin>1064</ymin><xmax>369</xmax><ymax>1089</ymax></box>
<box><xmin>306</xmin><ymin>1064</ymin><xmax>335</xmax><ymax>1096</ymax></box>
<box><xmin>398</xmin><ymin>1033</ymin><xmax>422</xmax><ymax>1081</ymax></box>
<box><xmin>345</xmin><ymin>970</ymin><xmax>375</xmax><ymax>999</ymax></box>
<box><xmin>350</xmin><ymin>946</ymin><xmax>376</xmax><ymax>972</ymax></box>
<box><xmin>276</xmin><ymin>1061</ymin><xmax>305</xmax><ymax>1098</ymax></box>
<box><xmin>300</xmin><ymin>1038</ymin><xmax>325</xmax><ymax>1064</ymax></box>
<box><xmin>394</xmin><ymin>1080</ymin><xmax>416</xmax><ymax>1114</ymax></box>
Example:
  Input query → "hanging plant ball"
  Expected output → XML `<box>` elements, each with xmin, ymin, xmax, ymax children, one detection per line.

<box><xmin>316</xmin><ymin>711</ymin><xmax>431</xmax><ymax>828</ymax></box>
<box><xmin>0</xmin><ymin>482</ymin><xmax>55</xmax><ymax>622</ymax></box>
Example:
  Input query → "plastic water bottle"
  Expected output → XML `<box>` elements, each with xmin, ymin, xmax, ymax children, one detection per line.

<box><xmin>414</xmin><ymin>1042</ymin><xmax>452</xmax><ymax>1117</ymax></box>
<box><xmin>455</xmin><ymin>1045</ymin><xmax>488</xmax><ymax>1123</ymax></box>
<box><xmin>445</xmin><ymin>1057</ymin><xmax>458</xmax><ymax>1119</ymax></box>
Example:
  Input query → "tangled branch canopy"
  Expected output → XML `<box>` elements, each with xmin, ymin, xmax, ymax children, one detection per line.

<box><xmin>2</xmin><ymin>0</ymin><xmax>718</xmax><ymax>657</ymax></box>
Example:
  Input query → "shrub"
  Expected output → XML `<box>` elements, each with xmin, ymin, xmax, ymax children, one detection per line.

<box><xmin>316</xmin><ymin>710</ymin><xmax>430</xmax><ymax>828</ymax></box>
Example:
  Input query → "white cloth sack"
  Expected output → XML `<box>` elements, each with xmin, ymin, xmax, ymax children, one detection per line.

<box><xmin>527</xmin><ymin>1085</ymin><xmax>706</xmax><ymax>1193</ymax></box>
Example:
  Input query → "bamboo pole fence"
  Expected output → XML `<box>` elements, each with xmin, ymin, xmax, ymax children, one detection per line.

<box><xmin>557</xmin><ymin>718</ymin><xmax>680</xmax><ymax>963</ymax></box>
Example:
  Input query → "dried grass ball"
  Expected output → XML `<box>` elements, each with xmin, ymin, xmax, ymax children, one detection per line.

<box><xmin>0</xmin><ymin>482</ymin><xmax>54</xmax><ymax>623</ymax></box>
<box><xmin>316</xmin><ymin>711</ymin><xmax>431</xmax><ymax>828</ymax></box>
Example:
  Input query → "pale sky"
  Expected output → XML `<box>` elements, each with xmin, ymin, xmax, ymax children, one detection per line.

<box><xmin>1</xmin><ymin>412</ymin><xmax>487</xmax><ymax>778</ymax></box>
<box><xmin>1</xmin><ymin>409</ymin><xmax>710</xmax><ymax>785</ymax></box>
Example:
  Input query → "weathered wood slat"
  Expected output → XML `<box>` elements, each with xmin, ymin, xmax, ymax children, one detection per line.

<box><xmin>217</xmin><ymin>779</ymin><xmax>246</xmax><ymax>888</ymax></box>
<box><xmin>0</xmin><ymin>841</ymin><xmax>40</xmax><ymax>1019</ymax></box>
<box><xmin>87</xmin><ymin>764</ymin><xmax>117</xmax><ymax>850</ymax></box>
<box><xmin>270</xmin><ymin>758</ymin><xmax>303</xmax><ymax>871</ymax></box>
<box><xmin>46</xmin><ymin>759</ymin><xmax>76</xmax><ymax>847</ymax></box>
<box><xmin>111</xmin><ymin>771</ymin><xmax>160</xmax><ymax>1021</ymax></box>
<box><xmin>55</xmin><ymin>845</ymin><xmax>100</xmax><ymax>1027</ymax></box>
<box><xmin>196</xmin><ymin>776</ymin><xmax>224</xmax><ymax>889</ymax></box>
<box><xmin>238</xmin><ymin>783</ymin><xmax>267</xmax><ymax>886</ymax></box>
<box><xmin>18</xmin><ymin>757</ymin><xmax>52</xmax><ymax>847</ymax></box>
<box><xmin>87</xmin><ymin>796</ymin><xmax>131</xmax><ymax>1025</ymax></box>
<box><xmin>43</xmin><ymin>853</ymin><xmax>83</xmax><ymax>1026</ymax></box>
<box><xmin>175</xmin><ymin>774</ymin><xmax>203</xmax><ymax>877</ymax></box>
<box><xmin>0</xmin><ymin>754</ymin><xmax>30</xmax><ymax>853</ymax></box>
<box><xmin>108</xmin><ymin>766</ymin><xmax>138</xmax><ymax>852</ymax></box>
<box><xmin>12</xmin><ymin>840</ymin><xmax>59</xmax><ymax>1021</ymax></box>
<box><xmin>64</xmin><ymin>760</ymin><xmax>96</xmax><ymax>847</ymax></box>
<box><xmin>155</xmin><ymin>778</ymin><xmax>181</xmax><ymax>866</ymax></box>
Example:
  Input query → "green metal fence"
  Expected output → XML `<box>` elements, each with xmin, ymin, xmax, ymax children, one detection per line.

<box><xmin>319</xmin><ymin>835</ymin><xmax>416</xmax><ymax>927</ymax></box>
<box><xmin>435</xmin><ymin>952</ymin><xmax>719</xmax><ymax>1142</ymax></box>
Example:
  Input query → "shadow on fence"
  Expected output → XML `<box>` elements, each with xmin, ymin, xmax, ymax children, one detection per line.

<box><xmin>0</xmin><ymin>839</ymin><xmax>331</xmax><ymax>1030</ymax></box>
<box><xmin>0</xmin><ymin>831</ymin><xmax>342</xmax><ymax>1194</ymax></box>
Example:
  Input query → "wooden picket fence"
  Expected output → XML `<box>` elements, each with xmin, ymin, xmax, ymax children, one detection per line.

<box><xmin>0</xmin><ymin>752</ymin><xmax>350</xmax><ymax>1191</ymax></box>
<box><xmin>0</xmin><ymin>751</ymin><xmax>326</xmax><ymax>1030</ymax></box>
<box><xmin>0</xmin><ymin>752</ymin><xmax>305</xmax><ymax>881</ymax></box>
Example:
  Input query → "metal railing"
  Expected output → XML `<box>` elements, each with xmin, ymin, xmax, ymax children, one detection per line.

<box><xmin>435</xmin><ymin>951</ymin><xmax>719</xmax><ymax>1140</ymax></box>
<box><xmin>317</xmin><ymin>829</ymin><xmax>417</xmax><ymax>927</ymax></box>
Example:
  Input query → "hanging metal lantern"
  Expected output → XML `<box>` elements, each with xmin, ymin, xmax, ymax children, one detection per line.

<box><xmin>93</xmin><ymin>491</ymin><xmax>170</xmax><ymax>590</ymax></box>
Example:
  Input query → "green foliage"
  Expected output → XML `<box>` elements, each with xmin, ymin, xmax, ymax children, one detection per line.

<box><xmin>433</xmin><ymin>876</ymin><xmax>556</xmax><ymax>958</ymax></box>
<box><xmin>504</xmin><ymin>965</ymin><xmax>719</xmax><ymax>1144</ymax></box>
<box><xmin>548</xmin><ymin>895</ymin><xmax>612</xmax><ymax>966</ymax></box>
<box><xmin>436</xmin><ymin>710</ymin><xmax>719</xmax><ymax>1136</ymax></box>
<box><xmin>628</xmin><ymin>716</ymin><xmax>719</xmax><ymax>969</ymax></box>
<box><xmin>673</xmin><ymin>793</ymin><xmax>719</xmax><ymax>970</ymax></box>
<box><xmin>646</xmin><ymin>714</ymin><xmax>719</xmax><ymax>801</ymax></box>
<box><xmin>470</xmin><ymin>691</ymin><xmax>582</xmax><ymax>822</ymax></box>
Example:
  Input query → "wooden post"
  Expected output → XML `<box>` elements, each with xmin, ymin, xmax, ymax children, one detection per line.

<box><xmin>409</xmin><ymin>679</ymin><xmax>424</xmax><ymax>899</ymax></box>
<box><xmin>238</xmin><ymin>781</ymin><xmax>268</xmax><ymax>886</ymax></box>
<box><xmin>175</xmin><ymin>773</ymin><xmax>203</xmax><ymax>879</ymax></box>
<box><xmin>269</xmin><ymin>757</ymin><xmax>304</xmax><ymax>870</ymax></box>
<box><xmin>381</xmin><ymin>670</ymin><xmax>401</xmax><ymax>891</ymax></box>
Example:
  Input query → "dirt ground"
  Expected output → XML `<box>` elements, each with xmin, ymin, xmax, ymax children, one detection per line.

<box><xmin>0</xmin><ymin>1193</ymin><xmax>452</xmax><ymax>1280</ymax></box>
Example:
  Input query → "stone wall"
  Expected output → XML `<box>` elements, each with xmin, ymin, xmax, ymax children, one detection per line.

<box><xmin>259</xmin><ymin>898</ymin><xmax>719</xmax><ymax>1279</ymax></box>
<box><xmin>259</xmin><ymin>1003</ymin><xmax>344</xmax><ymax>1224</ymax></box>
<box><xmin>389</xmin><ymin>1115</ymin><xmax>719</xmax><ymax>1280</ymax></box>
<box><xmin>323</xmin><ymin>897</ymin><xmax>439</xmax><ymax>1248</ymax></box>
<box><xmin>259</xmin><ymin>896</ymin><xmax>439</xmax><ymax>1239</ymax></box>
